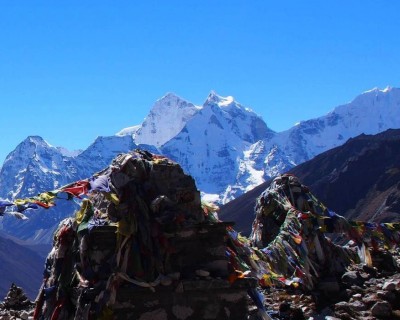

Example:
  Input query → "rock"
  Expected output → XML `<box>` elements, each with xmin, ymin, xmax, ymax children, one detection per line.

<box><xmin>382</xmin><ymin>281</ymin><xmax>397</xmax><ymax>291</ymax></box>
<box><xmin>279</xmin><ymin>301</ymin><xmax>291</xmax><ymax>318</ymax></box>
<box><xmin>348</xmin><ymin>300</ymin><xmax>367</xmax><ymax>311</ymax></box>
<box><xmin>20</xmin><ymin>311</ymin><xmax>29</xmax><ymax>320</ymax></box>
<box><xmin>301</xmin><ymin>306</ymin><xmax>309</xmax><ymax>313</ymax></box>
<box><xmin>362</xmin><ymin>293</ymin><xmax>379</xmax><ymax>307</ymax></box>
<box><xmin>342</xmin><ymin>271</ymin><xmax>365</xmax><ymax>287</ymax></box>
<box><xmin>392</xmin><ymin>310</ymin><xmax>400</xmax><ymax>319</ymax></box>
<box><xmin>371</xmin><ymin>301</ymin><xmax>392</xmax><ymax>318</ymax></box>
<box><xmin>377</xmin><ymin>290</ymin><xmax>396</xmax><ymax>303</ymax></box>
<box><xmin>362</xmin><ymin>264</ymin><xmax>378</xmax><ymax>277</ymax></box>
<box><xmin>334</xmin><ymin>301</ymin><xmax>351</xmax><ymax>312</ymax></box>
<box><xmin>334</xmin><ymin>310</ymin><xmax>353</xmax><ymax>320</ymax></box>
<box><xmin>354</xmin><ymin>293</ymin><xmax>363</xmax><ymax>299</ymax></box>
<box><xmin>364</xmin><ymin>277</ymin><xmax>379</xmax><ymax>287</ymax></box>
<box><xmin>345</xmin><ymin>289</ymin><xmax>353</xmax><ymax>297</ymax></box>
<box><xmin>350</xmin><ymin>285</ymin><xmax>364</xmax><ymax>293</ymax></box>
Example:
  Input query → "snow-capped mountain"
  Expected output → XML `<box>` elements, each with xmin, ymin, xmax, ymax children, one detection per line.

<box><xmin>0</xmin><ymin>135</ymin><xmax>155</xmax><ymax>243</ymax></box>
<box><xmin>1</xmin><ymin>87</ymin><xmax>399</xmax><ymax>244</ymax></box>
<box><xmin>269</xmin><ymin>86</ymin><xmax>400</xmax><ymax>164</ymax></box>
<box><xmin>0</xmin><ymin>136</ymin><xmax>82</xmax><ymax>243</ymax></box>
<box><xmin>0</xmin><ymin>136</ymin><xmax>80</xmax><ymax>200</ymax></box>
<box><xmin>125</xmin><ymin>92</ymin><xmax>202</xmax><ymax>147</ymax></box>
<box><xmin>75</xmin><ymin>135</ymin><xmax>139</xmax><ymax>175</ymax></box>
<box><xmin>161</xmin><ymin>92</ymin><xmax>273</xmax><ymax>197</ymax></box>
<box><xmin>229</xmin><ymin>87</ymin><xmax>400</xmax><ymax>200</ymax></box>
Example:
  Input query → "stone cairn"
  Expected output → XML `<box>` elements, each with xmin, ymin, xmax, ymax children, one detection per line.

<box><xmin>0</xmin><ymin>283</ymin><xmax>34</xmax><ymax>320</ymax></box>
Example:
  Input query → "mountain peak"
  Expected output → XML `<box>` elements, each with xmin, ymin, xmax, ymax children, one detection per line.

<box><xmin>347</xmin><ymin>86</ymin><xmax>400</xmax><ymax>109</ymax></box>
<box><xmin>383</xmin><ymin>86</ymin><xmax>393</xmax><ymax>93</ymax></box>
<box><xmin>362</xmin><ymin>86</ymin><xmax>394</xmax><ymax>95</ymax></box>
<box><xmin>13</xmin><ymin>136</ymin><xmax>53</xmax><ymax>152</ymax></box>
<box><xmin>206</xmin><ymin>91</ymin><xmax>235</xmax><ymax>107</ymax></box>
<box><xmin>26</xmin><ymin>136</ymin><xmax>47</xmax><ymax>144</ymax></box>
<box><xmin>133</xmin><ymin>93</ymin><xmax>200</xmax><ymax>147</ymax></box>
<box><xmin>157</xmin><ymin>92</ymin><xmax>185</xmax><ymax>104</ymax></box>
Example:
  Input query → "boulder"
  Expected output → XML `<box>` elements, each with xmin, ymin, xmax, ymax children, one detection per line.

<box><xmin>371</xmin><ymin>301</ymin><xmax>392</xmax><ymax>318</ymax></box>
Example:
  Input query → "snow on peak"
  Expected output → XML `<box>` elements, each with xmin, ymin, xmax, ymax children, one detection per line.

<box><xmin>11</xmin><ymin>136</ymin><xmax>55</xmax><ymax>158</ymax></box>
<box><xmin>157</xmin><ymin>92</ymin><xmax>182</xmax><ymax>102</ymax></box>
<box><xmin>116</xmin><ymin>125</ymin><xmax>141</xmax><ymax>137</ymax></box>
<box><xmin>134</xmin><ymin>93</ymin><xmax>201</xmax><ymax>147</ymax></box>
<box><xmin>27</xmin><ymin>135</ymin><xmax>50</xmax><ymax>146</ymax></box>
<box><xmin>383</xmin><ymin>86</ymin><xmax>392</xmax><ymax>93</ymax></box>
<box><xmin>205</xmin><ymin>91</ymin><xmax>257</xmax><ymax>116</ymax></box>
<box><xmin>363</xmin><ymin>87</ymin><xmax>380</xmax><ymax>94</ymax></box>
<box><xmin>362</xmin><ymin>86</ymin><xmax>393</xmax><ymax>95</ymax></box>
<box><xmin>348</xmin><ymin>86</ymin><xmax>400</xmax><ymax>109</ymax></box>
<box><xmin>206</xmin><ymin>91</ymin><xmax>235</xmax><ymax>107</ymax></box>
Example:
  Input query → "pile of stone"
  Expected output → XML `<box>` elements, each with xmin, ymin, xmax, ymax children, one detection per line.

<box><xmin>246</xmin><ymin>249</ymin><xmax>400</xmax><ymax>320</ymax></box>
<box><xmin>32</xmin><ymin>150</ymin><xmax>255</xmax><ymax>319</ymax></box>
<box><xmin>332</xmin><ymin>259</ymin><xmax>400</xmax><ymax>320</ymax></box>
<box><xmin>0</xmin><ymin>283</ymin><xmax>34</xmax><ymax>320</ymax></box>
<box><xmin>245</xmin><ymin>173</ymin><xmax>400</xmax><ymax>319</ymax></box>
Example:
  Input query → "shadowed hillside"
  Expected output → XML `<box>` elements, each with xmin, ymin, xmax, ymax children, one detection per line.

<box><xmin>0</xmin><ymin>234</ymin><xmax>44</xmax><ymax>299</ymax></box>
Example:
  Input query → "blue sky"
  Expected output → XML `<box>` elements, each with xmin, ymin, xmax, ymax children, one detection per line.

<box><xmin>0</xmin><ymin>1</ymin><xmax>399</xmax><ymax>164</ymax></box>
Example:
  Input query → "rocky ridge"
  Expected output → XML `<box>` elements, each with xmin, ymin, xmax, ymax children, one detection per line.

<box><xmin>0</xmin><ymin>89</ymin><xmax>399</xmax><ymax>246</ymax></box>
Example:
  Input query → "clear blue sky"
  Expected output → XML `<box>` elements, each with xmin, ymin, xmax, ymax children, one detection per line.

<box><xmin>1</xmin><ymin>0</ymin><xmax>399</xmax><ymax>164</ymax></box>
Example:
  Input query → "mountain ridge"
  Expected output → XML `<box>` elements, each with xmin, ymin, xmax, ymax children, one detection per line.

<box><xmin>1</xmin><ymin>87</ymin><xmax>399</xmax><ymax>244</ymax></box>
<box><xmin>218</xmin><ymin>128</ymin><xmax>400</xmax><ymax>236</ymax></box>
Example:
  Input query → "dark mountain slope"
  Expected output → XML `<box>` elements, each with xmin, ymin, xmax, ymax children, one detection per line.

<box><xmin>290</xmin><ymin>129</ymin><xmax>400</xmax><ymax>222</ymax></box>
<box><xmin>218</xmin><ymin>180</ymin><xmax>270</xmax><ymax>236</ymax></box>
<box><xmin>0</xmin><ymin>234</ymin><xmax>44</xmax><ymax>299</ymax></box>
<box><xmin>219</xmin><ymin>129</ymin><xmax>400</xmax><ymax>235</ymax></box>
